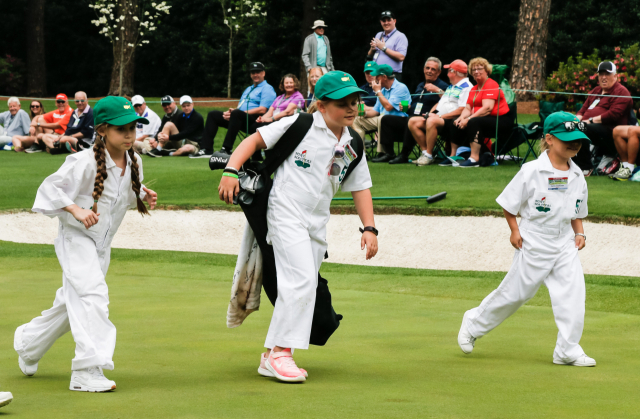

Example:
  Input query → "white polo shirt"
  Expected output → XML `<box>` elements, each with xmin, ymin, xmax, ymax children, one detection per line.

<box><xmin>435</xmin><ymin>78</ymin><xmax>472</xmax><ymax>115</ymax></box>
<box><xmin>136</xmin><ymin>107</ymin><xmax>161</xmax><ymax>139</ymax></box>
<box><xmin>496</xmin><ymin>150</ymin><xmax>588</xmax><ymax>226</ymax></box>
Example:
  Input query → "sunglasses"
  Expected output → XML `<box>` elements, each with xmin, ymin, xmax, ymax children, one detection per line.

<box><xmin>330</xmin><ymin>145</ymin><xmax>346</xmax><ymax>176</ymax></box>
<box><xmin>552</xmin><ymin>121</ymin><xmax>586</xmax><ymax>133</ymax></box>
<box><xmin>56</xmin><ymin>100</ymin><xmax>66</xmax><ymax>104</ymax></box>
<box><xmin>31</xmin><ymin>105</ymin><xmax>41</xmax><ymax>108</ymax></box>
<box><xmin>133</xmin><ymin>104</ymin><xmax>143</xmax><ymax>107</ymax></box>
<box><xmin>74</xmin><ymin>99</ymin><xmax>86</xmax><ymax>103</ymax></box>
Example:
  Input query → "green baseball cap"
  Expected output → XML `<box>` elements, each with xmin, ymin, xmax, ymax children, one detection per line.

<box><xmin>314</xmin><ymin>71</ymin><xmax>366</xmax><ymax>100</ymax></box>
<box><xmin>364</xmin><ymin>61</ymin><xmax>377</xmax><ymax>73</ymax></box>
<box><xmin>370</xmin><ymin>64</ymin><xmax>393</xmax><ymax>77</ymax></box>
<box><xmin>543</xmin><ymin>111</ymin><xmax>590</xmax><ymax>143</ymax></box>
<box><xmin>93</xmin><ymin>96</ymin><xmax>149</xmax><ymax>126</ymax></box>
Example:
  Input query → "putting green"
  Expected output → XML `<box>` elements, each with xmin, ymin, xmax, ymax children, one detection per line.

<box><xmin>1</xmin><ymin>241</ymin><xmax>639</xmax><ymax>418</ymax></box>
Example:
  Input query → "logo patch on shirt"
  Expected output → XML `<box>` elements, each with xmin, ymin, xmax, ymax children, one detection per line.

<box><xmin>535</xmin><ymin>197</ymin><xmax>551</xmax><ymax>213</ymax></box>
<box><xmin>294</xmin><ymin>150</ymin><xmax>313</xmax><ymax>169</ymax></box>
<box><xmin>575</xmin><ymin>199</ymin><xmax>583</xmax><ymax>214</ymax></box>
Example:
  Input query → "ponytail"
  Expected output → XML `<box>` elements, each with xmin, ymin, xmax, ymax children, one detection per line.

<box><xmin>127</xmin><ymin>148</ymin><xmax>149</xmax><ymax>216</ymax></box>
<box><xmin>92</xmin><ymin>127</ymin><xmax>108</xmax><ymax>214</ymax></box>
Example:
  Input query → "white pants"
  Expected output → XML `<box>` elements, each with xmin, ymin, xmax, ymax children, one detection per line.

<box><xmin>14</xmin><ymin>233</ymin><xmax>116</xmax><ymax>370</ymax></box>
<box><xmin>264</xmin><ymin>188</ymin><xmax>331</xmax><ymax>350</ymax></box>
<box><xmin>465</xmin><ymin>220</ymin><xmax>586</xmax><ymax>363</ymax></box>
<box><xmin>0</xmin><ymin>126</ymin><xmax>11</xmax><ymax>146</ymax></box>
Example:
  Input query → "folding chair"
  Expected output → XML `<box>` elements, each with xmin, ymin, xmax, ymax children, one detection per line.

<box><xmin>494</xmin><ymin>102</ymin><xmax>542</xmax><ymax>166</ymax></box>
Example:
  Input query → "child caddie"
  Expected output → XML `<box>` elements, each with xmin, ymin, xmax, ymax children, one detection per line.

<box><xmin>219</xmin><ymin>71</ymin><xmax>378</xmax><ymax>382</ymax></box>
<box><xmin>14</xmin><ymin>96</ymin><xmax>158</xmax><ymax>392</ymax></box>
<box><xmin>458</xmin><ymin>111</ymin><xmax>595</xmax><ymax>367</ymax></box>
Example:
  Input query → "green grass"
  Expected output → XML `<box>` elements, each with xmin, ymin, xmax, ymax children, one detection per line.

<box><xmin>1</xmin><ymin>241</ymin><xmax>640</xmax><ymax>418</ymax></box>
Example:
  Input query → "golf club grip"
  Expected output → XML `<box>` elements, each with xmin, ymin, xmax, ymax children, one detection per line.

<box><xmin>426</xmin><ymin>191</ymin><xmax>447</xmax><ymax>204</ymax></box>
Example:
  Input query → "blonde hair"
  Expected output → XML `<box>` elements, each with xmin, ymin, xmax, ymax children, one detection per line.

<box><xmin>468</xmin><ymin>57</ymin><xmax>493</xmax><ymax>76</ymax></box>
<box><xmin>539</xmin><ymin>134</ymin><xmax>552</xmax><ymax>153</ymax></box>
<box><xmin>308</xmin><ymin>67</ymin><xmax>324</xmax><ymax>95</ymax></box>
<box><xmin>92</xmin><ymin>123</ymin><xmax>149</xmax><ymax>216</ymax></box>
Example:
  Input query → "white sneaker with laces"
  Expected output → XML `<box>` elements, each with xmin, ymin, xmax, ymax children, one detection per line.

<box><xmin>19</xmin><ymin>356</ymin><xmax>38</xmax><ymax>376</ymax></box>
<box><xmin>0</xmin><ymin>392</ymin><xmax>13</xmax><ymax>408</ymax></box>
<box><xmin>415</xmin><ymin>155</ymin><xmax>434</xmax><ymax>166</ymax></box>
<box><xmin>458</xmin><ymin>310</ymin><xmax>476</xmax><ymax>354</ymax></box>
<box><xmin>69</xmin><ymin>366</ymin><xmax>117</xmax><ymax>392</ymax></box>
<box><xmin>553</xmin><ymin>354</ymin><xmax>596</xmax><ymax>367</ymax></box>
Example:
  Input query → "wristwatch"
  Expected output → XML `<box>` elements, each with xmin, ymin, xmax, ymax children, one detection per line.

<box><xmin>359</xmin><ymin>226</ymin><xmax>379</xmax><ymax>236</ymax></box>
<box><xmin>575</xmin><ymin>233</ymin><xmax>586</xmax><ymax>240</ymax></box>
<box><xmin>588</xmin><ymin>117</ymin><xmax>594</xmax><ymax>123</ymax></box>
<box><xmin>382</xmin><ymin>46</ymin><xmax>387</xmax><ymax>52</ymax></box>
<box><xmin>37</xmin><ymin>122</ymin><xmax>41</xmax><ymax>126</ymax></box>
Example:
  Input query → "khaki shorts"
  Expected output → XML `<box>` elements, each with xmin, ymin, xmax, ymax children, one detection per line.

<box><xmin>165</xmin><ymin>139</ymin><xmax>200</xmax><ymax>154</ymax></box>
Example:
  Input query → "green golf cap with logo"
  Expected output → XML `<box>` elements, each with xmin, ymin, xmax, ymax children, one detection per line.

<box><xmin>314</xmin><ymin>71</ymin><xmax>366</xmax><ymax>100</ymax></box>
<box><xmin>94</xmin><ymin>96</ymin><xmax>149</xmax><ymax>126</ymax></box>
<box><xmin>370</xmin><ymin>64</ymin><xmax>394</xmax><ymax>77</ymax></box>
<box><xmin>543</xmin><ymin>111</ymin><xmax>591</xmax><ymax>143</ymax></box>
<box><xmin>364</xmin><ymin>61</ymin><xmax>377</xmax><ymax>73</ymax></box>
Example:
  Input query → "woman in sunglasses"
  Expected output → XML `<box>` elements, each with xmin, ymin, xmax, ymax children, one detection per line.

<box><xmin>29</xmin><ymin>101</ymin><xmax>45</xmax><ymax>119</ymax></box>
<box><xmin>458</xmin><ymin>111</ymin><xmax>596</xmax><ymax>368</ymax></box>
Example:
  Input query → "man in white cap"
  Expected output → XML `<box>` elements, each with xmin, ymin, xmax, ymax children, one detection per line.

<box><xmin>131</xmin><ymin>95</ymin><xmax>161</xmax><ymax>154</ymax></box>
<box><xmin>149</xmin><ymin>95</ymin><xmax>204</xmax><ymax>157</ymax></box>
<box><xmin>302</xmin><ymin>20</ymin><xmax>335</xmax><ymax>73</ymax></box>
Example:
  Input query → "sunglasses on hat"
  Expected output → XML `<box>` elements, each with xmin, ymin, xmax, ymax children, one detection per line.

<box><xmin>553</xmin><ymin>121</ymin><xmax>586</xmax><ymax>133</ymax></box>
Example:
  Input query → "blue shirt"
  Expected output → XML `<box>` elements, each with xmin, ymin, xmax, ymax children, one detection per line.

<box><xmin>409</xmin><ymin>78</ymin><xmax>450</xmax><ymax>116</ymax></box>
<box><xmin>372</xmin><ymin>29</ymin><xmax>409</xmax><ymax>73</ymax></box>
<box><xmin>315</xmin><ymin>34</ymin><xmax>327</xmax><ymax>67</ymax></box>
<box><xmin>238</xmin><ymin>80</ymin><xmax>277</xmax><ymax>111</ymax></box>
<box><xmin>374</xmin><ymin>79</ymin><xmax>412</xmax><ymax>117</ymax></box>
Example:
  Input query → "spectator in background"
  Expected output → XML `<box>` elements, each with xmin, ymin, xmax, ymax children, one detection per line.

<box><xmin>453</xmin><ymin>57</ymin><xmax>512</xmax><ymax>167</ymax></box>
<box><xmin>198</xmin><ymin>62</ymin><xmax>276</xmax><ymax>158</ymax></box>
<box><xmin>366</xmin><ymin>11</ymin><xmax>408</xmax><ymax>80</ymax></box>
<box><xmin>41</xmin><ymin>91</ymin><xmax>94</xmax><ymax>154</ymax></box>
<box><xmin>148</xmin><ymin>95</ymin><xmax>204</xmax><ymax>157</ymax></box>
<box><xmin>249</xmin><ymin>74</ymin><xmax>305</xmax><ymax>135</ymax></box>
<box><xmin>609</xmin><ymin>125</ymin><xmax>639</xmax><ymax>180</ymax></box>
<box><xmin>306</xmin><ymin>67</ymin><xmax>324</xmax><ymax>108</ymax></box>
<box><xmin>574</xmin><ymin>61</ymin><xmax>633</xmax><ymax>175</ymax></box>
<box><xmin>352</xmin><ymin>64</ymin><xmax>411</xmax><ymax>163</ymax></box>
<box><xmin>156</xmin><ymin>95</ymin><xmax>181</xmax><ymax>147</ymax></box>
<box><xmin>302</xmin><ymin>20</ymin><xmax>335</xmax><ymax>74</ymax></box>
<box><xmin>9</xmin><ymin>100</ymin><xmax>44</xmax><ymax>152</ymax></box>
<box><xmin>131</xmin><ymin>95</ymin><xmax>161</xmax><ymax>155</ymax></box>
<box><xmin>360</xmin><ymin>61</ymin><xmax>378</xmax><ymax>108</ymax></box>
<box><xmin>381</xmin><ymin>57</ymin><xmax>451</xmax><ymax>164</ymax></box>
<box><xmin>413</xmin><ymin>59</ymin><xmax>472</xmax><ymax>166</ymax></box>
<box><xmin>24</xmin><ymin>94</ymin><xmax>73</xmax><ymax>153</ymax></box>
<box><xmin>0</xmin><ymin>97</ymin><xmax>31</xmax><ymax>149</ymax></box>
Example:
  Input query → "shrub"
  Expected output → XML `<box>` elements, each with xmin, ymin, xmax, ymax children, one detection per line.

<box><xmin>0</xmin><ymin>55</ymin><xmax>26</xmax><ymax>95</ymax></box>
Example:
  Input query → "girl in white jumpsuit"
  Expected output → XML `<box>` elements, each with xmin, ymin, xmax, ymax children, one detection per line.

<box><xmin>458</xmin><ymin>111</ymin><xmax>596</xmax><ymax>367</ymax></box>
<box><xmin>14</xmin><ymin>96</ymin><xmax>158</xmax><ymax>392</ymax></box>
<box><xmin>219</xmin><ymin>71</ymin><xmax>379</xmax><ymax>382</ymax></box>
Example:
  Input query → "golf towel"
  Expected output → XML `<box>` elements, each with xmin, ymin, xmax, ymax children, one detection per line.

<box><xmin>227</xmin><ymin>222</ymin><xmax>263</xmax><ymax>328</ymax></box>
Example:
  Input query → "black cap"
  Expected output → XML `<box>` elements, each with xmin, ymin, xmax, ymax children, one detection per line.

<box><xmin>160</xmin><ymin>95</ymin><xmax>174</xmax><ymax>105</ymax></box>
<box><xmin>597</xmin><ymin>61</ymin><xmax>616</xmax><ymax>74</ymax></box>
<box><xmin>249</xmin><ymin>62</ymin><xmax>265</xmax><ymax>72</ymax></box>
<box><xmin>380</xmin><ymin>11</ymin><xmax>395</xmax><ymax>19</ymax></box>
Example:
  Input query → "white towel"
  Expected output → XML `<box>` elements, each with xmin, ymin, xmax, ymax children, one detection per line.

<box><xmin>227</xmin><ymin>221</ymin><xmax>263</xmax><ymax>328</ymax></box>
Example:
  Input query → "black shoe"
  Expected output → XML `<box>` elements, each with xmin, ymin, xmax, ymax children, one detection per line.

<box><xmin>25</xmin><ymin>144</ymin><xmax>44</xmax><ymax>154</ymax></box>
<box><xmin>439</xmin><ymin>158</ymin><xmax>453</xmax><ymax>166</ymax></box>
<box><xmin>189</xmin><ymin>149</ymin><xmax>213</xmax><ymax>159</ymax></box>
<box><xmin>389</xmin><ymin>155</ymin><xmax>409</xmax><ymax>164</ymax></box>
<box><xmin>147</xmin><ymin>149</ymin><xmax>163</xmax><ymax>158</ymax></box>
<box><xmin>48</xmin><ymin>146</ymin><xmax>68</xmax><ymax>155</ymax></box>
<box><xmin>372</xmin><ymin>153</ymin><xmax>394</xmax><ymax>163</ymax></box>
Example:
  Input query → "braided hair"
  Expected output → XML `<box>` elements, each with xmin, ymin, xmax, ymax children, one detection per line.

<box><xmin>92</xmin><ymin>123</ymin><xmax>149</xmax><ymax>216</ymax></box>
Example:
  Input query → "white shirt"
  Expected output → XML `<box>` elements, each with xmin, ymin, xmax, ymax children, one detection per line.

<box><xmin>436</xmin><ymin>78</ymin><xmax>472</xmax><ymax>115</ymax></box>
<box><xmin>33</xmin><ymin>148</ymin><xmax>146</xmax><ymax>249</ymax></box>
<box><xmin>136</xmin><ymin>107</ymin><xmax>161</xmax><ymax>139</ymax></box>
<box><xmin>257</xmin><ymin>112</ymin><xmax>372</xmax><ymax>208</ymax></box>
<box><xmin>496</xmin><ymin>150</ymin><xmax>588</xmax><ymax>226</ymax></box>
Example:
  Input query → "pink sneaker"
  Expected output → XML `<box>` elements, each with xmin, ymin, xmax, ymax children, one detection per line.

<box><xmin>258</xmin><ymin>353</ymin><xmax>307</xmax><ymax>378</ymax></box>
<box><xmin>265</xmin><ymin>349</ymin><xmax>306</xmax><ymax>382</ymax></box>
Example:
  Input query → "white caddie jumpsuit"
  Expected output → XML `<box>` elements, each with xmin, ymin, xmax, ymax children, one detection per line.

<box><xmin>465</xmin><ymin>150</ymin><xmax>589</xmax><ymax>363</ymax></box>
<box><xmin>257</xmin><ymin>112</ymin><xmax>372</xmax><ymax>350</ymax></box>
<box><xmin>14</xmin><ymin>148</ymin><xmax>146</xmax><ymax>371</ymax></box>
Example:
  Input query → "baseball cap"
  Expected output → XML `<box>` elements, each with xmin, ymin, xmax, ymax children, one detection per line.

<box><xmin>161</xmin><ymin>95</ymin><xmax>174</xmax><ymax>105</ymax></box>
<box><xmin>597</xmin><ymin>61</ymin><xmax>616</xmax><ymax>74</ymax></box>
<box><xmin>370</xmin><ymin>64</ymin><xmax>394</xmax><ymax>77</ymax></box>
<box><xmin>364</xmin><ymin>61</ymin><xmax>377</xmax><ymax>73</ymax></box>
<box><xmin>180</xmin><ymin>95</ymin><xmax>193</xmax><ymax>105</ymax></box>
<box><xmin>249</xmin><ymin>62</ymin><xmax>265</xmax><ymax>72</ymax></box>
<box><xmin>380</xmin><ymin>11</ymin><xmax>395</xmax><ymax>19</ymax></box>
<box><xmin>314</xmin><ymin>71</ymin><xmax>366</xmax><ymax>100</ymax></box>
<box><xmin>444</xmin><ymin>59</ymin><xmax>468</xmax><ymax>74</ymax></box>
<box><xmin>131</xmin><ymin>95</ymin><xmax>145</xmax><ymax>106</ymax></box>
<box><xmin>543</xmin><ymin>111</ymin><xmax>590</xmax><ymax>143</ymax></box>
<box><xmin>56</xmin><ymin>93</ymin><xmax>67</xmax><ymax>101</ymax></box>
<box><xmin>93</xmin><ymin>96</ymin><xmax>149</xmax><ymax>126</ymax></box>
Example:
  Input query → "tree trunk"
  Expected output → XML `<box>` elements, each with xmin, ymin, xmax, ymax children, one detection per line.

<box><xmin>299</xmin><ymin>0</ymin><xmax>318</xmax><ymax>96</ymax></box>
<box><xmin>26</xmin><ymin>0</ymin><xmax>47</xmax><ymax>96</ymax></box>
<box><xmin>108</xmin><ymin>0</ymin><xmax>138</xmax><ymax>96</ymax></box>
<box><xmin>510</xmin><ymin>0</ymin><xmax>552</xmax><ymax>101</ymax></box>
<box><xmin>227</xmin><ymin>37</ymin><xmax>233</xmax><ymax>98</ymax></box>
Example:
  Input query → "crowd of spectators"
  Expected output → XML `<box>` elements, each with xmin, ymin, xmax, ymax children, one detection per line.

<box><xmin>1</xmin><ymin>10</ymin><xmax>638</xmax><ymax>180</ymax></box>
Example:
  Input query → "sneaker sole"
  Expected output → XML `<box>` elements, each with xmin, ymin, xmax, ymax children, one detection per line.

<box><xmin>189</xmin><ymin>154</ymin><xmax>212</xmax><ymax>159</ymax></box>
<box><xmin>69</xmin><ymin>381</ymin><xmax>116</xmax><ymax>392</ymax></box>
<box><xmin>612</xmin><ymin>177</ymin><xmax>629</xmax><ymax>181</ymax></box>
<box><xmin>25</xmin><ymin>150</ymin><xmax>43</xmax><ymax>154</ymax></box>
<box><xmin>265</xmin><ymin>359</ymin><xmax>305</xmax><ymax>383</ymax></box>
<box><xmin>0</xmin><ymin>397</ymin><xmax>12</xmax><ymax>408</ymax></box>
<box><xmin>553</xmin><ymin>359</ymin><xmax>596</xmax><ymax>367</ymax></box>
<box><xmin>458</xmin><ymin>165</ymin><xmax>479</xmax><ymax>168</ymax></box>
<box><xmin>258</xmin><ymin>366</ymin><xmax>274</xmax><ymax>377</ymax></box>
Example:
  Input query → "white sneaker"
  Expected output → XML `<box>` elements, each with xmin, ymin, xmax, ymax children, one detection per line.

<box><xmin>458</xmin><ymin>310</ymin><xmax>476</xmax><ymax>354</ymax></box>
<box><xmin>0</xmin><ymin>392</ymin><xmax>13</xmax><ymax>408</ymax></box>
<box><xmin>69</xmin><ymin>367</ymin><xmax>116</xmax><ymax>392</ymax></box>
<box><xmin>553</xmin><ymin>354</ymin><xmax>596</xmax><ymax>367</ymax></box>
<box><xmin>415</xmin><ymin>155</ymin><xmax>434</xmax><ymax>166</ymax></box>
<box><xmin>19</xmin><ymin>356</ymin><xmax>38</xmax><ymax>376</ymax></box>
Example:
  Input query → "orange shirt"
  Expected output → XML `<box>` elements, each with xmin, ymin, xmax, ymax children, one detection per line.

<box><xmin>43</xmin><ymin>107</ymin><xmax>73</xmax><ymax>134</ymax></box>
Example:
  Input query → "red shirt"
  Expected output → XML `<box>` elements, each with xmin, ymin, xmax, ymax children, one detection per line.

<box><xmin>43</xmin><ymin>107</ymin><xmax>73</xmax><ymax>135</ymax></box>
<box><xmin>467</xmin><ymin>78</ymin><xmax>509</xmax><ymax>117</ymax></box>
